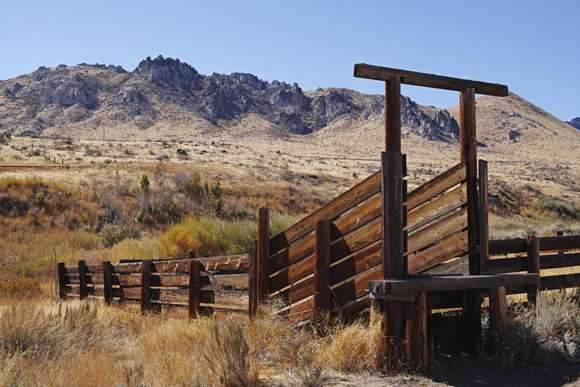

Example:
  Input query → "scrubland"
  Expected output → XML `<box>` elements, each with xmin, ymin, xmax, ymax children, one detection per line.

<box><xmin>2</xmin><ymin>135</ymin><xmax>580</xmax><ymax>386</ymax></box>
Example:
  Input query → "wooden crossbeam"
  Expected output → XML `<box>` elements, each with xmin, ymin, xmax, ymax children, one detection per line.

<box><xmin>354</xmin><ymin>64</ymin><xmax>509</xmax><ymax>96</ymax></box>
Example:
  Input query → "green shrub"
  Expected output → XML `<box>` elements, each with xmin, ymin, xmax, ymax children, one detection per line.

<box><xmin>534</xmin><ymin>196</ymin><xmax>580</xmax><ymax>220</ymax></box>
<box><xmin>99</xmin><ymin>223</ymin><xmax>141</xmax><ymax>248</ymax></box>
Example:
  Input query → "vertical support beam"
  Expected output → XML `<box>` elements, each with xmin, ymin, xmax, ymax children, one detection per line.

<box><xmin>188</xmin><ymin>259</ymin><xmax>201</xmax><ymax>319</ymax></box>
<box><xmin>257</xmin><ymin>207</ymin><xmax>270</xmax><ymax>302</ymax></box>
<box><xmin>385</xmin><ymin>76</ymin><xmax>402</xmax><ymax>152</ymax></box>
<box><xmin>462</xmin><ymin>289</ymin><xmax>482</xmax><ymax>354</ymax></box>
<box><xmin>141</xmin><ymin>260</ymin><xmax>152</xmax><ymax>313</ymax></box>
<box><xmin>78</xmin><ymin>260</ymin><xmax>88</xmax><ymax>300</ymax></box>
<box><xmin>248</xmin><ymin>241</ymin><xmax>258</xmax><ymax>317</ymax></box>
<box><xmin>382</xmin><ymin>151</ymin><xmax>404</xmax><ymax>278</ymax></box>
<box><xmin>313</xmin><ymin>219</ymin><xmax>331</xmax><ymax>314</ymax></box>
<box><xmin>527</xmin><ymin>235</ymin><xmax>541</xmax><ymax>304</ymax></box>
<box><xmin>489</xmin><ymin>286</ymin><xmax>508</xmax><ymax>353</ymax></box>
<box><xmin>103</xmin><ymin>261</ymin><xmax>113</xmax><ymax>305</ymax></box>
<box><xmin>406</xmin><ymin>292</ymin><xmax>427</xmax><ymax>373</ymax></box>
<box><xmin>57</xmin><ymin>262</ymin><xmax>67</xmax><ymax>300</ymax></box>
<box><xmin>479</xmin><ymin>160</ymin><xmax>489</xmax><ymax>273</ymax></box>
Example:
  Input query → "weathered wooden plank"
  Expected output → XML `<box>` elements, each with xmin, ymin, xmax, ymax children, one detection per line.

<box><xmin>485</xmin><ymin>257</ymin><xmax>527</xmax><ymax>274</ymax></box>
<box><xmin>382</xmin><ymin>151</ymin><xmax>404</xmax><ymax>278</ymax></box>
<box><xmin>141</xmin><ymin>260</ymin><xmax>153</xmax><ymax>313</ymax></box>
<box><xmin>406</xmin><ymin>207</ymin><xmax>467</xmax><ymax>256</ymax></box>
<box><xmin>269</xmin><ymin>234</ymin><xmax>315</xmax><ymax>274</ymax></box>
<box><xmin>406</xmin><ymin>160</ymin><xmax>466</xmax><ymax>211</ymax></box>
<box><xmin>103</xmin><ymin>261</ymin><xmax>112</xmax><ymax>305</ymax></box>
<box><xmin>58</xmin><ymin>262</ymin><xmax>67</xmax><ymax>300</ymax></box>
<box><xmin>479</xmin><ymin>160</ymin><xmax>489</xmax><ymax>273</ymax></box>
<box><xmin>288</xmin><ymin>297</ymin><xmax>315</xmax><ymax>323</ymax></box>
<box><xmin>314</xmin><ymin>220</ymin><xmax>331</xmax><ymax>314</ymax></box>
<box><xmin>540</xmin><ymin>253</ymin><xmax>580</xmax><ymax>270</ymax></box>
<box><xmin>406</xmin><ymin>184</ymin><xmax>467</xmax><ymax>231</ymax></box>
<box><xmin>354</xmin><ymin>64</ymin><xmax>509</xmax><ymax>96</ymax></box>
<box><xmin>385</xmin><ymin>76</ymin><xmax>401</xmax><ymax>152</ymax></box>
<box><xmin>423</xmin><ymin>255</ymin><xmax>469</xmax><ymax>276</ymax></box>
<box><xmin>489</xmin><ymin>286</ymin><xmax>508</xmax><ymax>354</ymax></box>
<box><xmin>78</xmin><ymin>260</ymin><xmax>88</xmax><ymax>300</ymax></box>
<box><xmin>269</xmin><ymin>170</ymin><xmax>381</xmax><ymax>255</ymax></box>
<box><xmin>540</xmin><ymin>235</ymin><xmax>580</xmax><ymax>252</ymax></box>
<box><xmin>407</xmin><ymin>231</ymin><xmax>469</xmax><ymax>274</ymax></box>
<box><xmin>331</xmin><ymin>294</ymin><xmax>372</xmax><ymax>314</ymax></box>
<box><xmin>369</xmin><ymin>273</ymin><xmax>539</xmax><ymax>295</ymax></box>
<box><xmin>330</xmin><ymin>195</ymin><xmax>382</xmax><ymax>242</ymax></box>
<box><xmin>330</xmin><ymin>241</ymin><xmax>382</xmax><ymax>286</ymax></box>
<box><xmin>542</xmin><ymin>273</ymin><xmax>580</xmax><ymax>291</ymax></box>
<box><xmin>332</xmin><ymin>265</ymin><xmax>383</xmax><ymax>306</ymax></box>
<box><xmin>248</xmin><ymin>241</ymin><xmax>257</xmax><ymax>316</ymax></box>
<box><xmin>115</xmin><ymin>287</ymin><xmax>248</xmax><ymax>308</ymax></box>
<box><xmin>489</xmin><ymin>239</ymin><xmax>527</xmax><ymax>256</ymax></box>
<box><xmin>258</xmin><ymin>207</ymin><xmax>270</xmax><ymax>301</ymax></box>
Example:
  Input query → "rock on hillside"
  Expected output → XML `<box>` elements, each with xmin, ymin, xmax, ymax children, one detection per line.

<box><xmin>567</xmin><ymin>118</ymin><xmax>580</xmax><ymax>130</ymax></box>
<box><xmin>0</xmin><ymin>55</ymin><xmax>460</xmax><ymax>141</ymax></box>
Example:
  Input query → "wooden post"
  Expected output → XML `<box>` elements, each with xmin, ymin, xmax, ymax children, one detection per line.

<box><xmin>257</xmin><ymin>207</ymin><xmax>270</xmax><ymax>302</ymax></box>
<box><xmin>462</xmin><ymin>288</ymin><xmax>482</xmax><ymax>354</ymax></box>
<box><xmin>248</xmin><ymin>241</ymin><xmax>258</xmax><ymax>317</ymax></box>
<box><xmin>188</xmin><ymin>259</ymin><xmax>200</xmax><ymax>319</ymax></box>
<box><xmin>141</xmin><ymin>260</ymin><xmax>152</xmax><ymax>313</ymax></box>
<box><xmin>557</xmin><ymin>231</ymin><xmax>564</xmax><ymax>255</ymax></box>
<box><xmin>78</xmin><ymin>260</ymin><xmax>88</xmax><ymax>300</ymax></box>
<box><xmin>382</xmin><ymin>151</ymin><xmax>404</xmax><ymax>279</ymax></box>
<box><xmin>385</xmin><ymin>76</ymin><xmax>401</xmax><ymax>152</ymax></box>
<box><xmin>489</xmin><ymin>286</ymin><xmax>508</xmax><ymax>353</ymax></box>
<box><xmin>479</xmin><ymin>160</ymin><xmax>489</xmax><ymax>273</ymax></box>
<box><xmin>189</xmin><ymin>251</ymin><xmax>197</xmax><ymax>259</ymax></box>
<box><xmin>527</xmin><ymin>235</ymin><xmax>541</xmax><ymax>304</ymax></box>
<box><xmin>57</xmin><ymin>262</ymin><xmax>67</xmax><ymax>300</ymax></box>
<box><xmin>406</xmin><ymin>292</ymin><xmax>427</xmax><ymax>373</ymax></box>
<box><xmin>313</xmin><ymin>220</ymin><xmax>331</xmax><ymax>316</ymax></box>
<box><xmin>103</xmin><ymin>261</ymin><xmax>113</xmax><ymax>305</ymax></box>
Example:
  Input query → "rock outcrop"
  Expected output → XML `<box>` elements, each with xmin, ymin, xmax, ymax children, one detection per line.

<box><xmin>567</xmin><ymin>117</ymin><xmax>580</xmax><ymax>130</ymax></box>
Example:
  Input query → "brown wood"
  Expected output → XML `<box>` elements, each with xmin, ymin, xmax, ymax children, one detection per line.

<box><xmin>542</xmin><ymin>273</ymin><xmax>580</xmax><ymax>291</ymax></box>
<box><xmin>330</xmin><ymin>194</ymin><xmax>382</xmax><ymax>242</ymax></box>
<box><xmin>540</xmin><ymin>234</ymin><xmax>580</xmax><ymax>252</ymax></box>
<box><xmin>141</xmin><ymin>259</ymin><xmax>152</xmax><ymax>313</ymax></box>
<box><xmin>406</xmin><ymin>207</ymin><xmax>468</xmax><ymax>256</ymax></box>
<box><xmin>269</xmin><ymin>170</ymin><xmax>381</xmax><ymax>255</ymax></box>
<box><xmin>406</xmin><ymin>292</ymin><xmax>427</xmax><ymax>373</ymax></box>
<box><xmin>117</xmin><ymin>287</ymin><xmax>249</xmax><ymax>308</ymax></box>
<box><xmin>385</xmin><ymin>76</ymin><xmax>401</xmax><ymax>152</ymax></box>
<box><xmin>460</xmin><ymin>88</ymin><xmax>480</xmax><ymax>275</ymax></box>
<box><xmin>424</xmin><ymin>255</ymin><xmax>469</xmax><ymax>276</ymax></box>
<box><xmin>540</xmin><ymin>252</ymin><xmax>580</xmax><ymax>270</ymax></box>
<box><xmin>485</xmin><ymin>257</ymin><xmax>527</xmax><ymax>274</ymax></box>
<box><xmin>333</xmin><ymin>265</ymin><xmax>383</xmax><ymax>306</ymax></box>
<box><xmin>354</xmin><ymin>64</ymin><xmax>509</xmax><ymax>96</ymax></box>
<box><xmin>103</xmin><ymin>261</ymin><xmax>113</xmax><ymax>305</ymax></box>
<box><xmin>406</xmin><ymin>183</ymin><xmax>467</xmax><ymax>231</ymax></box>
<box><xmin>269</xmin><ymin>232</ymin><xmax>315</xmax><ymax>275</ymax></box>
<box><xmin>407</xmin><ymin>231</ymin><xmax>469</xmax><ymax>274</ymax></box>
<box><xmin>489</xmin><ymin>286</ymin><xmax>508</xmax><ymax>353</ymax></box>
<box><xmin>248</xmin><ymin>241</ymin><xmax>258</xmax><ymax>317</ymax></box>
<box><xmin>78</xmin><ymin>260</ymin><xmax>88</xmax><ymax>300</ymax></box>
<box><xmin>382</xmin><ymin>151</ymin><xmax>404</xmax><ymax>278</ymax></box>
<box><xmin>369</xmin><ymin>273</ymin><xmax>539</xmax><ymax>295</ymax></box>
<box><xmin>406</xmin><ymin>160</ymin><xmax>466</xmax><ymax>211</ymax></box>
<box><xmin>330</xmin><ymin>240</ymin><xmax>382</xmax><ymax>285</ymax></box>
<box><xmin>58</xmin><ymin>262</ymin><xmax>67</xmax><ymax>299</ymax></box>
<box><xmin>314</xmin><ymin>220</ymin><xmax>331</xmax><ymax>314</ymax></box>
<box><xmin>527</xmin><ymin>235</ymin><xmax>541</xmax><ymax>303</ymax></box>
<box><xmin>258</xmin><ymin>207</ymin><xmax>270</xmax><ymax>301</ymax></box>
<box><xmin>463</xmin><ymin>289</ymin><xmax>482</xmax><ymax>354</ymax></box>
<box><xmin>489</xmin><ymin>238</ymin><xmax>527</xmax><ymax>256</ymax></box>
<box><xmin>189</xmin><ymin>259</ymin><xmax>201</xmax><ymax>319</ymax></box>
<box><xmin>479</xmin><ymin>160</ymin><xmax>489</xmax><ymax>273</ymax></box>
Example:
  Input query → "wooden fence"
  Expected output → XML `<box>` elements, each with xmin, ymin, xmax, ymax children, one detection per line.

<box><xmin>58</xmin><ymin>255</ymin><xmax>250</xmax><ymax>319</ymax></box>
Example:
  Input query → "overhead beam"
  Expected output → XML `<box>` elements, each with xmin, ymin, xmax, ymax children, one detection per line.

<box><xmin>354</xmin><ymin>64</ymin><xmax>509</xmax><ymax>97</ymax></box>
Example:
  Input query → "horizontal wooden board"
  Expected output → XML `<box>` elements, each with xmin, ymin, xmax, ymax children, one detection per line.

<box><xmin>288</xmin><ymin>297</ymin><xmax>315</xmax><ymax>323</ymax></box>
<box><xmin>270</xmin><ymin>170</ymin><xmax>381</xmax><ymax>255</ymax></box>
<box><xmin>489</xmin><ymin>238</ymin><xmax>527</xmax><ymax>256</ymax></box>
<box><xmin>354</xmin><ymin>64</ymin><xmax>509</xmax><ymax>96</ymax></box>
<box><xmin>407</xmin><ymin>184</ymin><xmax>467</xmax><ymax>230</ymax></box>
<box><xmin>407</xmin><ymin>231</ymin><xmax>469</xmax><ymax>274</ymax></box>
<box><xmin>406</xmin><ymin>160</ymin><xmax>466</xmax><ymax>211</ymax></box>
<box><xmin>332</xmin><ymin>265</ymin><xmax>383</xmax><ymax>307</ymax></box>
<box><xmin>540</xmin><ymin>253</ymin><xmax>580</xmax><ymax>270</ymax></box>
<box><xmin>330</xmin><ymin>241</ymin><xmax>383</xmax><ymax>286</ymax></box>
<box><xmin>485</xmin><ymin>257</ymin><xmax>526</xmax><ymax>274</ymax></box>
<box><xmin>540</xmin><ymin>235</ymin><xmax>580</xmax><ymax>252</ymax></box>
<box><xmin>269</xmin><ymin>233</ymin><xmax>315</xmax><ymax>275</ymax></box>
<box><xmin>330</xmin><ymin>195</ymin><xmax>382</xmax><ymax>242</ymax></box>
<box><xmin>542</xmin><ymin>273</ymin><xmax>580</xmax><ymax>291</ymax></box>
<box><xmin>423</xmin><ymin>256</ymin><xmax>469</xmax><ymax>276</ymax></box>
<box><xmin>406</xmin><ymin>207</ymin><xmax>467</xmax><ymax>256</ymax></box>
<box><xmin>369</xmin><ymin>273</ymin><xmax>539</xmax><ymax>295</ymax></box>
<box><xmin>331</xmin><ymin>294</ymin><xmax>372</xmax><ymax>314</ymax></box>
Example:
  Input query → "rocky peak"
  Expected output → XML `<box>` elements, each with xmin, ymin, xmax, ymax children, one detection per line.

<box><xmin>134</xmin><ymin>55</ymin><xmax>202</xmax><ymax>91</ymax></box>
<box><xmin>567</xmin><ymin>117</ymin><xmax>580</xmax><ymax>130</ymax></box>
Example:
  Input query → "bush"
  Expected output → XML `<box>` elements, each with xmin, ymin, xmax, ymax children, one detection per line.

<box><xmin>99</xmin><ymin>223</ymin><xmax>141</xmax><ymax>248</ymax></box>
<box><xmin>534</xmin><ymin>196</ymin><xmax>580</xmax><ymax>220</ymax></box>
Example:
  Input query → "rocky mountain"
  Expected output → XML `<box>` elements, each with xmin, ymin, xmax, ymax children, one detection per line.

<box><xmin>0</xmin><ymin>55</ymin><xmax>459</xmax><ymax>140</ymax></box>
<box><xmin>567</xmin><ymin>118</ymin><xmax>580</xmax><ymax>130</ymax></box>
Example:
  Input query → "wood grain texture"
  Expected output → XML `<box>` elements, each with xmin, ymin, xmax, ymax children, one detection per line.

<box><xmin>248</xmin><ymin>241</ymin><xmax>257</xmax><ymax>317</ymax></box>
<box><xmin>406</xmin><ymin>184</ymin><xmax>467</xmax><ymax>231</ymax></box>
<box><xmin>407</xmin><ymin>231</ymin><xmax>469</xmax><ymax>274</ymax></box>
<box><xmin>103</xmin><ymin>261</ymin><xmax>112</xmax><ymax>305</ymax></box>
<box><xmin>258</xmin><ymin>207</ymin><xmax>270</xmax><ymax>300</ymax></box>
<box><xmin>354</xmin><ymin>64</ymin><xmax>509</xmax><ymax>96</ymax></box>
<box><xmin>479</xmin><ymin>160</ymin><xmax>489</xmax><ymax>273</ymax></box>
<box><xmin>382</xmin><ymin>151</ymin><xmax>404</xmax><ymax>278</ymax></box>
<box><xmin>406</xmin><ymin>160</ymin><xmax>466</xmax><ymax>211</ymax></box>
<box><xmin>385</xmin><ymin>76</ymin><xmax>401</xmax><ymax>152</ymax></box>
<box><xmin>189</xmin><ymin>259</ymin><xmax>200</xmax><ymax>319</ymax></box>
<box><xmin>141</xmin><ymin>260</ymin><xmax>153</xmax><ymax>313</ymax></box>
<box><xmin>58</xmin><ymin>262</ymin><xmax>67</xmax><ymax>299</ymax></box>
<box><xmin>406</xmin><ymin>207</ymin><xmax>467</xmax><ymax>256</ymax></box>
<box><xmin>314</xmin><ymin>220</ymin><xmax>331</xmax><ymax>312</ymax></box>
<box><xmin>527</xmin><ymin>235</ymin><xmax>541</xmax><ymax>303</ymax></box>
<box><xmin>488</xmin><ymin>239</ymin><xmax>527</xmax><ymax>255</ymax></box>
<box><xmin>489</xmin><ymin>286</ymin><xmax>507</xmax><ymax>353</ymax></box>
<box><xmin>406</xmin><ymin>292</ymin><xmax>427</xmax><ymax>373</ymax></box>
<box><xmin>78</xmin><ymin>260</ymin><xmax>88</xmax><ymax>300</ymax></box>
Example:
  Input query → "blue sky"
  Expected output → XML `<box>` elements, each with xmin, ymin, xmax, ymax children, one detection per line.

<box><xmin>1</xmin><ymin>1</ymin><xmax>578</xmax><ymax>121</ymax></box>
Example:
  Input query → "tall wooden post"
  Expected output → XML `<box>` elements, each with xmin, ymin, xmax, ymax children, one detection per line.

<box><xmin>382</xmin><ymin>75</ymin><xmax>404</xmax><ymax>358</ymax></box>
<box><xmin>313</xmin><ymin>220</ymin><xmax>331</xmax><ymax>318</ymax></box>
<box><xmin>257</xmin><ymin>207</ymin><xmax>270</xmax><ymax>303</ymax></box>
<box><xmin>527</xmin><ymin>235</ymin><xmax>541</xmax><ymax>304</ymax></box>
<box><xmin>248</xmin><ymin>241</ymin><xmax>258</xmax><ymax>317</ymax></box>
<box><xmin>103</xmin><ymin>261</ymin><xmax>113</xmax><ymax>305</ymax></box>
<box><xmin>141</xmin><ymin>260</ymin><xmax>152</xmax><ymax>313</ymax></box>
<box><xmin>188</xmin><ymin>259</ymin><xmax>201</xmax><ymax>319</ymax></box>
<box><xmin>479</xmin><ymin>160</ymin><xmax>489</xmax><ymax>273</ymax></box>
<box><xmin>78</xmin><ymin>260</ymin><xmax>88</xmax><ymax>300</ymax></box>
<box><xmin>489</xmin><ymin>286</ymin><xmax>508</xmax><ymax>353</ymax></box>
<box><xmin>406</xmin><ymin>292</ymin><xmax>427</xmax><ymax>373</ymax></box>
<box><xmin>57</xmin><ymin>262</ymin><xmax>67</xmax><ymax>300</ymax></box>
<box><xmin>460</xmin><ymin>87</ymin><xmax>481</xmax><ymax>353</ymax></box>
